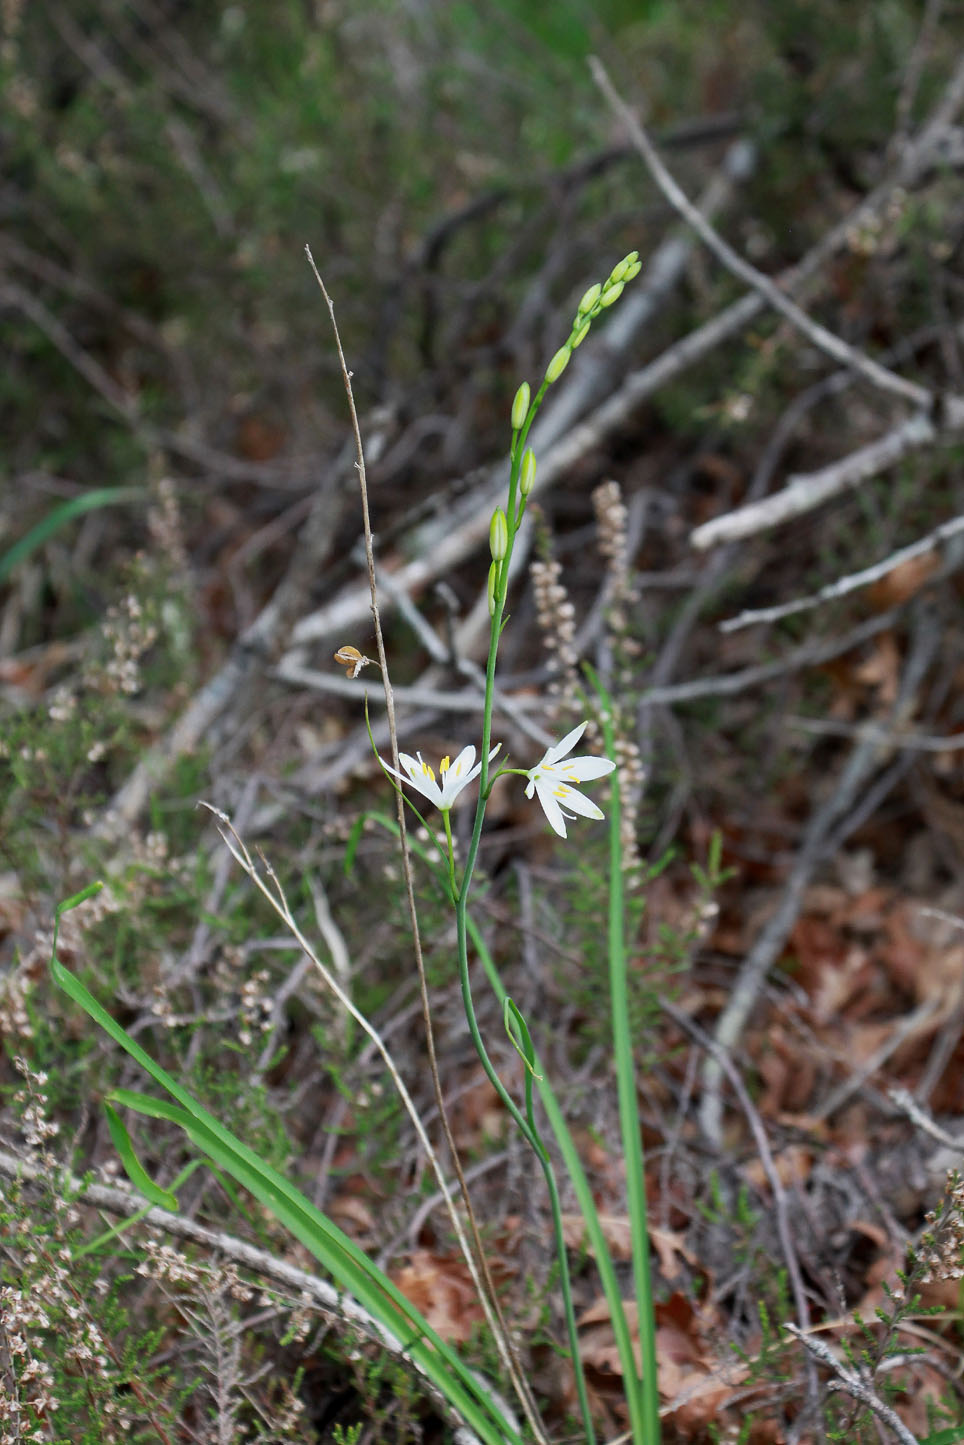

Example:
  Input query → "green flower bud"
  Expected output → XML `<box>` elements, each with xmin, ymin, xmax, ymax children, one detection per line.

<box><xmin>623</xmin><ymin>259</ymin><xmax>642</xmax><ymax>282</ymax></box>
<box><xmin>520</xmin><ymin>447</ymin><xmax>536</xmax><ymax>497</ymax></box>
<box><xmin>487</xmin><ymin>560</ymin><xmax>498</xmax><ymax>618</ymax></box>
<box><xmin>571</xmin><ymin>319</ymin><xmax>591</xmax><ymax>348</ymax></box>
<box><xmin>609</xmin><ymin>250</ymin><xmax>639</xmax><ymax>284</ymax></box>
<box><xmin>511</xmin><ymin>381</ymin><xmax>530</xmax><ymax>431</ymax></box>
<box><xmin>576</xmin><ymin>282</ymin><xmax>602</xmax><ymax>316</ymax></box>
<box><xmin>600</xmin><ymin>280</ymin><xmax>624</xmax><ymax>308</ymax></box>
<box><xmin>489</xmin><ymin>507</ymin><xmax>508</xmax><ymax>562</ymax></box>
<box><xmin>545</xmin><ymin>345</ymin><xmax>571</xmax><ymax>384</ymax></box>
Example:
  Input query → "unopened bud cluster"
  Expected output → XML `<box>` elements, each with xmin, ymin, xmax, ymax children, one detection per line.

<box><xmin>541</xmin><ymin>250</ymin><xmax>642</xmax><ymax>389</ymax></box>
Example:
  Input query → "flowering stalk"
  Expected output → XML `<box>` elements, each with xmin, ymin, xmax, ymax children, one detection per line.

<box><xmin>449</xmin><ymin>255</ymin><xmax>642</xmax><ymax>1445</ymax></box>
<box><xmin>374</xmin><ymin>258</ymin><xmax>642</xmax><ymax>1444</ymax></box>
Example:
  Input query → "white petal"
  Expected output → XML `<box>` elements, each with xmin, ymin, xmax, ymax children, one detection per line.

<box><xmin>553</xmin><ymin>784</ymin><xmax>604</xmax><ymax>820</ymax></box>
<box><xmin>557</xmin><ymin>756</ymin><xmax>615</xmax><ymax>783</ymax></box>
<box><xmin>535</xmin><ymin>782</ymin><xmax>569</xmax><ymax>838</ymax></box>
<box><xmin>381</xmin><ymin>756</ymin><xmax>416</xmax><ymax>789</ymax></box>
<box><xmin>543</xmin><ymin>721</ymin><xmax>588</xmax><ymax>766</ymax></box>
<box><xmin>401</xmin><ymin>753</ymin><xmax>444</xmax><ymax>806</ymax></box>
<box><xmin>447</xmin><ymin>744</ymin><xmax>477</xmax><ymax>780</ymax></box>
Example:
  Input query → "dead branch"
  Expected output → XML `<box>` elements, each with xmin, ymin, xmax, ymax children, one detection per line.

<box><xmin>589</xmin><ymin>56</ymin><xmax>933</xmax><ymax>412</ymax></box>
<box><xmin>691</xmin><ymin>412</ymin><xmax>937</xmax><ymax>550</ymax></box>
<box><xmin>721</xmin><ymin>512</ymin><xmax>964</xmax><ymax>631</ymax></box>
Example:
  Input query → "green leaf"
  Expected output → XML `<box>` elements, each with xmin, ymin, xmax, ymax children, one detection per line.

<box><xmin>103</xmin><ymin>1101</ymin><xmax>178</xmax><ymax>1211</ymax></box>
<box><xmin>50</xmin><ymin>887</ymin><xmax>523</xmax><ymax>1445</ymax></box>
<box><xmin>503</xmin><ymin>998</ymin><xmax>541</xmax><ymax>1081</ymax></box>
<box><xmin>0</xmin><ymin>488</ymin><xmax>143</xmax><ymax>585</ymax></box>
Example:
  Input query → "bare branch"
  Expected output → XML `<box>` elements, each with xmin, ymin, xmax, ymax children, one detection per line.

<box><xmin>784</xmin><ymin>1325</ymin><xmax>921</xmax><ymax>1445</ymax></box>
<box><xmin>691</xmin><ymin>412</ymin><xmax>937</xmax><ymax>551</ymax></box>
<box><xmin>588</xmin><ymin>56</ymin><xmax>933</xmax><ymax>412</ymax></box>
<box><xmin>721</xmin><ymin>512</ymin><xmax>964</xmax><ymax>630</ymax></box>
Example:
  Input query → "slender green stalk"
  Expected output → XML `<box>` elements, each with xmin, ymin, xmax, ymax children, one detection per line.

<box><xmin>450</xmin><ymin>390</ymin><xmax>599</xmax><ymax>1442</ymax></box>
<box><xmin>376</xmin><ymin>813</ymin><xmax>651</xmax><ymax>1443</ymax></box>
<box><xmin>595</xmin><ymin>688</ymin><xmax>661</xmax><ymax>1442</ymax></box>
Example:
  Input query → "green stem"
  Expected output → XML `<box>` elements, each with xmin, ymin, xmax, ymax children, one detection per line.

<box><xmin>454</xmin><ymin>444</ymin><xmax>596</xmax><ymax>1443</ymax></box>
<box><xmin>596</xmin><ymin>689</ymin><xmax>660</xmax><ymax>1444</ymax></box>
<box><xmin>442</xmin><ymin>809</ymin><xmax>457</xmax><ymax>900</ymax></box>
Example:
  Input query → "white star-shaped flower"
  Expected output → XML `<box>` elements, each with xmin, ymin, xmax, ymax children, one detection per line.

<box><xmin>382</xmin><ymin>743</ymin><xmax>500</xmax><ymax>812</ymax></box>
<box><xmin>524</xmin><ymin>722</ymin><xmax>615</xmax><ymax>839</ymax></box>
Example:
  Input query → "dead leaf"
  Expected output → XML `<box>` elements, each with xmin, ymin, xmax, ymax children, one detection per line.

<box><xmin>392</xmin><ymin>1250</ymin><xmax>486</xmax><ymax>1345</ymax></box>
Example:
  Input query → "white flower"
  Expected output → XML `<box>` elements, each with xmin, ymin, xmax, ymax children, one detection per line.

<box><xmin>524</xmin><ymin>722</ymin><xmax>615</xmax><ymax>839</ymax></box>
<box><xmin>383</xmin><ymin>743</ymin><xmax>500</xmax><ymax>811</ymax></box>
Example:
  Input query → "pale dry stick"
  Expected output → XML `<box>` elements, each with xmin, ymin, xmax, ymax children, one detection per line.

<box><xmin>783</xmin><ymin>1325</ymin><xmax>920</xmax><ymax>1445</ymax></box>
<box><xmin>373</xmin><ymin>561</ymin><xmax>554</xmax><ymax>749</ymax></box>
<box><xmin>164</xmin><ymin>115</ymin><xmax>234</xmax><ymax>238</ymax></box>
<box><xmin>691</xmin><ymin>412</ymin><xmax>938</xmax><ymax>551</ymax></box>
<box><xmin>307</xmin><ymin>874</ymin><xmax>351</xmax><ymax>1047</ymax></box>
<box><xmin>787</xmin><ymin>717</ymin><xmax>964</xmax><ymax>754</ymax></box>
<box><xmin>272</xmin><ymin>660</ymin><xmax>543</xmax><ymax>716</ymax></box>
<box><xmin>698</xmin><ymin>614</ymin><xmax>938</xmax><ymax>1148</ymax></box>
<box><xmin>636</xmin><ymin>609</ymin><xmax>898</xmax><ymax>708</ymax></box>
<box><xmin>0</xmin><ymin>1145</ymin><xmax>490</xmax><ymax>1445</ymax></box>
<box><xmin>813</xmin><ymin>998</ymin><xmax>941</xmax><ymax>1123</ymax></box>
<box><xmin>660</xmin><ymin>999</ymin><xmax>820</xmax><ymax>1424</ymax></box>
<box><xmin>304</xmin><ymin>247</ymin><xmax>547</xmax><ymax>1443</ymax></box>
<box><xmin>589</xmin><ymin>56</ymin><xmax>933</xmax><ymax>413</ymax></box>
<box><xmin>722</xmin><ymin>512</ymin><xmax>964</xmax><ymax>631</ymax></box>
<box><xmin>202</xmin><ymin>806</ymin><xmax>529</xmax><ymax>1441</ymax></box>
<box><xmin>893</xmin><ymin>0</ymin><xmax>946</xmax><ymax>152</ymax></box>
<box><xmin>889</xmin><ymin>1086</ymin><xmax>964</xmax><ymax>1151</ymax></box>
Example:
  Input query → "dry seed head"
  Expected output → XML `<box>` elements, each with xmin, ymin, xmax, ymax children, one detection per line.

<box><xmin>333</xmin><ymin>645</ymin><xmax>373</xmax><ymax>680</ymax></box>
<box><xmin>531</xmin><ymin>555</ymin><xmax>578</xmax><ymax>710</ymax></box>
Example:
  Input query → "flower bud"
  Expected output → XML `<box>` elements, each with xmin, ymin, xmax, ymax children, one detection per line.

<box><xmin>519</xmin><ymin>447</ymin><xmax>536</xmax><ymax>497</ymax></box>
<box><xmin>510</xmin><ymin>381</ymin><xmax>530</xmax><ymax>431</ymax></box>
<box><xmin>623</xmin><ymin>259</ymin><xmax>642</xmax><ymax>282</ymax></box>
<box><xmin>600</xmin><ymin>280</ymin><xmax>624</xmax><ymax>308</ymax></box>
<box><xmin>487</xmin><ymin>561</ymin><xmax>498</xmax><ymax>618</ymax></box>
<box><xmin>571</xmin><ymin>319</ymin><xmax>591</xmax><ymax>348</ymax></box>
<box><xmin>545</xmin><ymin>345</ymin><xmax>571</xmax><ymax>384</ymax></box>
<box><xmin>576</xmin><ymin>282</ymin><xmax>602</xmax><ymax>316</ymax></box>
<box><xmin>489</xmin><ymin>507</ymin><xmax>508</xmax><ymax>562</ymax></box>
<box><xmin>609</xmin><ymin>250</ymin><xmax>639</xmax><ymax>284</ymax></box>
